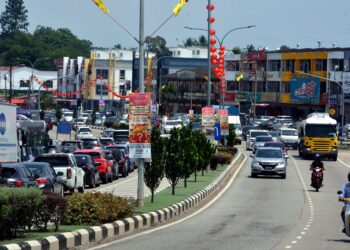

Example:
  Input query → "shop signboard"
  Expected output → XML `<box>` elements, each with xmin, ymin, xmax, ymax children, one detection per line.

<box><xmin>202</xmin><ymin>107</ymin><xmax>215</xmax><ymax>138</ymax></box>
<box><xmin>128</xmin><ymin>93</ymin><xmax>151</xmax><ymax>159</ymax></box>
<box><xmin>290</xmin><ymin>77</ymin><xmax>320</xmax><ymax>103</ymax></box>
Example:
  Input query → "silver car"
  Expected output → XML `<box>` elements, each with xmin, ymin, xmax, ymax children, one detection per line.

<box><xmin>250</xmin><ymin>147</ymin><xmax>288</xmax><ymax>179</ymax></box>
<box><xmin>246</xmin><ymin>129</ymin><xmax>269</xmax><ymax>150</ymax></box>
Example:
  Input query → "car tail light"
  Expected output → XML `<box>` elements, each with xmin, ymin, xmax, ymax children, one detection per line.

<box><xmin>67</xmin><ymin>168</ymin><xmax>72</xmax><ymax>179</ymax></box>
<box><xmin>15</xmin><ymin>180</ymin><xmax>23</xmax><ymax>187</ymax></box>
<box><xmin>85</xmin><ymin>166</ymin><xmax>91</xmax><ymax>171</ymax></box>
<box><xmin>36</xmin><ymin>178</ymin><xmax>48</xmax><ymax>184</ymax></box>
<box><xmin>95</xmin><ymin>162</ymin><xmax>102</xmax><ymax>166</ymax></box>
<box><xmin>118</xmin><ymin>160</ymin><xmax>125</xmax><ymax>164</ymax></box>
<box><xmin>125</xmin><ymin>156</ymin><xmax>130</xmax><ymax>160</ymax></box>
<box><xmin>95</xmin><ymin>144</ymin><xmax>100</xmax><ymax>147</ymax></box>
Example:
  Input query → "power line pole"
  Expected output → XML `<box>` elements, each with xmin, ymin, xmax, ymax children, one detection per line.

<box><xmin>137</xmin><ymin>0</ymin><xmax>145</xmax><ymax>207</ymax></box>
<box><xmin>207</xmin><ymin>0</ymin><xmax>211</xmax><ymax>107</ymax></box>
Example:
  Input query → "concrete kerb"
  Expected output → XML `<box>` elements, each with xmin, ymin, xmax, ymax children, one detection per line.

<box><xmin>2</xmin><ymin>151</ymin><xmax>245</xmax><ymax>250</ymax></box>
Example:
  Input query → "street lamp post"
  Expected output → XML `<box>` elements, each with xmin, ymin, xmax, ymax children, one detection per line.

<box><xmin>19</xmin><ymin>58</ymin><xmax>49</xmax><ymax>110</ymax></box>
<box><xmin>184</xmin><ymin>24</ymin><xmax>256</xmax><ymax>107</ymax></box>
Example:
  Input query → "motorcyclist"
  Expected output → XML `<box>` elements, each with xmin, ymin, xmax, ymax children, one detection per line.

<box><xmin>338</xmin><ymin>172</ymin><xmax>350</xmax><ymax>233</ymax></box>
<box><xmin>310</xmin><ymin>154</ymin><xmax>325</xmax><ymax>170</ymax></box>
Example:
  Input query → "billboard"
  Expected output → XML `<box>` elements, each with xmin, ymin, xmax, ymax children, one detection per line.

<box><xmin>290</xmin><ymin>77</ymin><xmax>320</xmax><ymax>103</ymax></box>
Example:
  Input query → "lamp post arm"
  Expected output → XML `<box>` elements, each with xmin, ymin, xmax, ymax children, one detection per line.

<box><xmin>295</xmin><ymin>70</ymin><xmax>342</xmax><ymax>89</ymax></box>
<box><xmin>220</xmin><ymin>25</ymin><xmax>256</xmax><ymax>46</ymax></box>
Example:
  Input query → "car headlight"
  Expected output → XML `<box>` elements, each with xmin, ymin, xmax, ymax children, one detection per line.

<box><xmin>252</xmin><ymin>160</ymin><xmax>260</xmax><ymax>166</ymax></box>
<box><xmin>276</xmin><ymin>161</ymin><xmax>286</xmax><ymax>168</ymax></box>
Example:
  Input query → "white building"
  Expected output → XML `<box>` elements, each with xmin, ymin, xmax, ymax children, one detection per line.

<box><xmin>169</xmin><ymin>46</ymin><xmax>208</xmax><ymax>58</ymax></box>
<box><xmin>0</xmin><ymin>66</ymin><xmax>57</xmax><ymax>94</ymax></box>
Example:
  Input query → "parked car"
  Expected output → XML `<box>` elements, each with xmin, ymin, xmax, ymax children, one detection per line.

<box><xmin>62</xmin><ymin>111</ymin><xmax>74</xmax><ymax>124</ymax></box>
<box><xmin>73</xmin><ymin>154</ymin><xmax>101</xmax><ymax>188</ymax></box>
<box><xmin>253</xmin><ymin>135</ymin><xmax>273</xmax><ymax>153</ymax></box>
<box><xmin>76</xmin><ymin>126</ymin><xmax>93</xmax><ymax>140</ymax></box>
<box><xmin>80</xmin><ymin>137</ymin><xmax>101</xmax><ymax>149</ymax></box>
<box><xmin>105</xmin><ymin>146</ymin><xmax>129</xmax><ymax>177</ymax></box>
<box><xmin>104</xmin><ymin>116</ymin><xmax>120</xmax><ymax>128</ymax></box>
<box><xmin>115</xmin><ymin>145</ymin><xmax>134</xmax><ymax>172</ymax></box>
<box><xmin>263</xmin><ymin>141</ymin><xmax>288</xmax><ymax>157</ymax></box>
<box><xmin>0</xmin><ymin>163</ymin><xmax>37</xmax><ymax>188</ymax></box>
<box><xmin>114</xmin><ymin>135</ymin><xmax>129</xmax><ymax>144</ymax></box>
<box><xmin>250</xmin><ymin>147</ymin><xmax>288</xmax><ymax>179</ymax></box>
<box><xmin>22</xmin><ymin>162</ymin><xmax>64</xmax><ymax>196</ymax></box>
<box><xmin>61</xmin><ymin>140</ymin><xmax>84</xmax><ymax>150</ymax></box>
<box><xmin>73</xmin><ymin>118</ymin><xmax>86</xmax><ymax>131</ymax></box>
<box><xmin>61</xmin><ymin>145</ymin><xmax>79</xmax><ymax>153</ymax></box>
<box><xmin>162</xmin><ymin>119</ymin><xmax>183</xmax><ymax>134</ymax></box>
<box><xmin>73</xmin><ymin>150</ymin><xmax>113</xmax><ymax>184</ymax></box>
<box><xmin>33</xmin><ymin>153</ymin><xmax>85</xmax><ymax>193</ymax></box>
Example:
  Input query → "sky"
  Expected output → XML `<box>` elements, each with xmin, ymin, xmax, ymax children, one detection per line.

<box><xmin>1</xmin><ymin>0</ymin><xmax>350</xmax><ymax>50</ymax></box>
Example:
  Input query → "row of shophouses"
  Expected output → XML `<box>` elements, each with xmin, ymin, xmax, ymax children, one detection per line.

<box><xmin>1</xmin><ymin>46</ymin><xmax>350</xmax><ymax>121</ymax></box>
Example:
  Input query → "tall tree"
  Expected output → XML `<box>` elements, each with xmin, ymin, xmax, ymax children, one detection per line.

<box><xmin>198</xmin><ymin>35</ymin><xmax>208</xmax><ymax>46</ymax></box>
<box><xmin>0</xmin><ymin>0</ymin><xmax>29</xmax><ymax>38</ymax></box>
<box><xmin>145</xmin><ymin>36</ymin><xmax>170</xmax><ymax>58</ymax></box>
<box><xmin>183</xmin><ymin>37</ymin><xmax>195</xmax><ymax>47</ymax></box>
<box><xmin>144</xmin><ymin>126</ymin><xmax>165</xmax><ymax>202</ymax></box>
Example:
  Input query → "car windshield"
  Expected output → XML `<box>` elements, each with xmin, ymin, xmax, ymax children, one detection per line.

<box><xmin>256</xmin><ymin>149</ymin><xmax>283</xmax><ymax>158</ymax></box>
<box><xmin>166</xmin><ymin>121</ymin><xmax>180</xmax><ymax>126</ymax></box>
<box><xmin>306</xmin><ymin>125</ymin><xmax>337</xmax><ymax>138</ymax></box>
<box><xmin>74</xmin><ymin>155</ymin><xmax>92</xmax><ymax>166</ymax></box>
<box><xmin>264</xmin><ymin>143</ymin><xmax>285</xmax><ymax>149</ymax></box>
<box><xmin>64</xmin><ymin>112</ymin><xmax>73</xmax><ymax>117</ymax></box>
<box><xmin>35</xmin><ymin>156</ymin><xmax>69</xmax><ymax>166</ymax></box>
<box><xmin>255</xmin><ymin>136</ymin><xmax>273</xmax><ymax>142</ymax></box>
<box><xmin>282</xmin><ymin>119</ymin><xmax>293</xmax><ymax>124</ymax></box>
<box><xmin>62</xmin><ymin>142</ymin><xmax>80</xmax><ymax>147</ymax></box>
<box><xmin>24</xmin><ymin>165</ymin><xmax>44</xmax><ymax>175</ymax></box>
<box><xmin>115</xmin><ymin>136</ymin><xmax>128</xmax><ymax>144</ymax></box>
<box><xmin>76</xmin><ymin>118</ymin><xmax>85</xmax><ymax>122</ymax></box>
<box><xmin>77</xmin><ymin>152</ymin><xmax>101</xmax><ymax>159</ymax></box>
<box><xmin>282</xmin><ymin>130</ymin><xmax>297</xmax><ymax>136</ymax></box>
<box><xmin>61</xmin><ymin>146</ymin><xmax>77</xmax><ymax>153</ymax></box>
<box><xmin>268</xmin><ymin>131</ymin><xmax>278</xmax><ymax>137</ymax></box>
<box><xmin>82</xmin><ymin>139</ymin><xmax>99</xmax><ymax>145</ymax></box>
<box><xmin>100</xmin><ymin>138</ymin><xmax>114</xmax><ymax>145</ymax></box>
<box><xmin>251</xmin><ymin>131</ymin><xmax>268</xmax><ymax>138</ymax></box>
<box><xmin>78</xmin><ymin>128</ymin><xmax>91</xmax><ymax>133</ymax></box>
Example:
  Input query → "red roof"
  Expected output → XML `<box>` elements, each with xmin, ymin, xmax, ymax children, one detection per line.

<box><xmin>9</xmin><ymin>99</ymin><xmax>27</xmax><ymax>104</ymax></box>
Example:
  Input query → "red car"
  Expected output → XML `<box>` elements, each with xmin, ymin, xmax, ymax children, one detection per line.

<box><xmin>74</xmin><ymin>150</ymin><xmax>113</xmax><ymax>184</ymax></box>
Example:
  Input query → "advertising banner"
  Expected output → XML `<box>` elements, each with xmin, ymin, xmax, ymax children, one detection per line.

<box><xmin>218</xmin><ymin>109</ymin><xmax>229</xmax><ymax>136</ymax></box>
<box><xmin>128</xmin><ymin>93</ymin><xmax>151</xmax><ymax>159</ymax></box>
<box><xmin>0</xmin><ymin>105</ymin><xmax>17</xmax><ymax>163</ymax></box>
<box><xmin>290</xmin><ymin>78</ymin><xmax>320</xmax><ymax>103</ymax></box>
<box><xmin>202</xmin><ymin>107</ymin><xmax>215</xmax><ymax>138</ymax></box>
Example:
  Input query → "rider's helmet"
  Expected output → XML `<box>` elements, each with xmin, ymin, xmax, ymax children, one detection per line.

<box><xmin>315</xmin><ymin>154</ymin><xmax>320</xmax><ymax>159</ymax></box>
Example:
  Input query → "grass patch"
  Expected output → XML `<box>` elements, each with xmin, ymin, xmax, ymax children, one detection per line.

<box><xmin>0</xmin><ymin>225</ymin><xmax>89</xmax><ymax>245</ymax></box>
<box><xmin>134</xmin><ymin>164</ymin><xmax>228</xmax><ymax>214</ymax></box>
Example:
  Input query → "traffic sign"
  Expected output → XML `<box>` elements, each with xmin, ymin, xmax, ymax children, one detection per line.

<box><xmin>57</xmin><ymin>122</ymin><xmax>71</xmax><ymax>135</ymax></box>
<box><xmin>214</xmin><ymin>122</ymin><xmax>221</xmax><ymax>141</ymax></box>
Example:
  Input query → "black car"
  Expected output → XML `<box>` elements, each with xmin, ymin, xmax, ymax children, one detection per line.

<box><xmin>0</xmin><ymin>163</ymin><xmax>37</xmax><ymax>188</ymax></box>
<box><xmin>22</xmin><ymin>162</ymin><xmax>64</xmax><ymax>196</ymax></box>
<box><xmin>73</xmin><ymin>154</ymin><xmax>101</xmax><ymax>188</ymax></box>
<box><xmin>80</xmin><ymin>138</ymin><xmax>101</xmax><ymax>149</ymax></box>
<box><xmin>61</xmin><ymin>140</ymin><xmax>84</xmax><ymax>150</ymax></box>
<box><xmin>61</xmin><ymin>145</ymin><xmax>79</xmax><ymax>153</ymax></box>
<box><xmin>105</xmin><ymin>146</ymin><xmax>128</xmax><ymax>177</ymax></box>
<box><xmin>104</xmin><ymin>116</ymin><xmax>120</xmax><ymax>128</ymax></box>
<box><xmin>114</xmin><ymin>135</ymin><xmax>129</xmax><ymax>144</ymax></box>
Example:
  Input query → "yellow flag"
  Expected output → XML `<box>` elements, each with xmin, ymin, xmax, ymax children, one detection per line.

<box><xmin>236</xmin><ymin>73</ymin><xmax>244</xmax><ymax>82</ymax></box>
<box><xmin>173</xmin><ymin>0</ymin><xmax>188</xmax><ymax>16</ymax></box>
<box><xmin>91</xmin><ymin>0</ymin><xmax>110</xmax><ymax>14</ymax></box>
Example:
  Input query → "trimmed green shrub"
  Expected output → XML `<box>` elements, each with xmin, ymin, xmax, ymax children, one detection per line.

<box><xmin>0</xmin><ymin>187</ymin><xmax>43</xmax><ymax>240</ymax></box>
<box><xmin>63</xmin><ymin>192</ymin><xmax>133</xmax><ymax>225</ymax></box>
<box><xmin>112</xmin><ymin>122</ymin><xmax>128</xmax><ymax>129</ymax></box>
<box><xmin>33</xmin><ymin>190</ymin><xmax>66</xmax><ymax>232</ymax></box>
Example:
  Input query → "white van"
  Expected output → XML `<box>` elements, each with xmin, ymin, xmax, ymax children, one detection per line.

<box><xmin>278</xmin><ymin>128</ymin><xmax>299</xmax><ymax>149</ymax></box>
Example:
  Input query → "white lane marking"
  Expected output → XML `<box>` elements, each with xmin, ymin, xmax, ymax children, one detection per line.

<box><xmin>285</xmin><ymin>246</ymin><xmax>292</xmax><ymax>249</ymax></box>
<box><xmin>89</xmin><ymin>153</ymin><xmax>248</xmax><ymax>250</ymax></box>
<box><xmin>296</xmin><ymin>236</ymin><xmax>302</xmax><ymax>239</ymax></box>
<box><xmin>301</xmin><ymin>231</ymin><xmax>306</xmax><ymax>235</ymax></box>
<box><xmin>292</xmin><ymin>241</ymin><xmax>297</xmax><ymax>244</ymax></box>
<box><xmin>338</xmin><ymin>158</ymin><xmax>350</xmax><ymax>169</ymax></box>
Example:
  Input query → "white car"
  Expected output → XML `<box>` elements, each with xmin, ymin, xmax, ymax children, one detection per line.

<box><xmin>162</xmin><ymin>120</ymin><xmax>183</xmax><ymax>134</ymax></box>
<box><xmin>62</xmin><ymin>111</ymin><xmax>74</xmax><ymax>123</ymax></box>
<box><xmin>278</xmin><ymin>128</ymin><xmax>299</xmax><ymax>149</ymax></box>
<box><xmin>76</xmin><ymin>126</ymin><xmax>93</xmax><ymax>140</ymax></box>
<box><xmin>246</xmin><ymin>129</ymin><xmax>269</xmax><ymax>150</ymax></box>
<box><xmin>34</xmin><ymin>153</ymin><xmax>85</xmax><ymax>193</ymax></box>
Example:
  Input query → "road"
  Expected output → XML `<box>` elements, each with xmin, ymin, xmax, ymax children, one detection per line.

<box><xmin>91</xmin><ymin>144</ymin><xmax>350</xmax><ymax>250</ymax></box>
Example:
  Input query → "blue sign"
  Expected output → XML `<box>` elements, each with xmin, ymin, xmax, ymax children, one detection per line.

<box><xmin>57</xmin><ymin>122</ymin><xmax>71</xmax><ymax>135</ymax></box>
<box><xmin>213</xmin><ymin>105</ymin><xmax>239</xmax><ymax>115</ymax></box>
<box><xmin>0</xmin><ymin>113</ymin><xmax>6</xmax><ymax>135</ymax></box>
<box><xmin>214</xmin><ymin>122</ymin><xmax>221</xmax><ymax>141</ymax></box>
<box><xmin>290</xmin><ymin>78</ymin><xmax>320</xmax><ymax>103</ymax></box>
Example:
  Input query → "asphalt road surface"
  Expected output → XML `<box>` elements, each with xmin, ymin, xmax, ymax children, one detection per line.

<box><xmin>91</xmin><ymin>144</ymin><xmax>350</xmax><ymax>250</ymax></box>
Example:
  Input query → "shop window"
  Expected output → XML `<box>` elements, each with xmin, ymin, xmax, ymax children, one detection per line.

<box><xmin>315</xmin><ymin>59</ymin><xmax>327</xmax><ymax>71</ymax></box>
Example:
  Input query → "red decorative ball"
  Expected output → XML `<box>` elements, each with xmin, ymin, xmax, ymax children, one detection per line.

<box><xmin>219</xmin><ymin>55</ymin><xmax>224</xmax><ymax>60</ymax></box>
<box><xmin>210</xmin><ymin>46</ymin><xmax>216</xmax><ymax>53</ymax></box>
<box><xmin>218</xmin><ymin>50</ymin><xmax>224</xmax><ymax>55</ymax></box>
<box><xmin>210</xmin><ymin>39</ymin><xmax>216</xmax><ymax>45</ymax></box>
<box><xmin>220</xmin><ymin>45</ymin><xmax>225</xmax><ymax>51</ymax></box>
<box><xmin>211</xmin><ymin>59</ymin><xmax>218</xmax><ymax>65</ymax></box>
<box><xmin>210</xmin><ymin>53</ymin><xmax>217</xmax><ymax>60</ymax></box>
<box><xmin>206</xmin><ymin>4</ymin><xmax>215</xmax><ymax>11</ymax></box>
<box><xmin>210</xmin><ymin>29</ymin><xmax>216</xmax><ymax>36</ymax></box>
<box><xmin>208</xmin><ymin>17</ymin><xmax>215</xmax><ymax>23</ymax></box>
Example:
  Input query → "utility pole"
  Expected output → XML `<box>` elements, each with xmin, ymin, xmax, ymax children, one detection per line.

<box><xmin>207</xmin><ymin>0</ymin><xmax>211</xmax><ymax>107</ymax></box>
<box><xmin>9</xmin><ymin>66</ymin><xmax>12</xmax><ymax>104</ymax></box>
<box><xmin>137</xmin><ymin>0</ymin><xmax>145</xmax><ymax>207</ymax></box>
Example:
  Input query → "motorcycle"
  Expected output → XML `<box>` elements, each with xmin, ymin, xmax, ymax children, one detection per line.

<box><xmin>311</xmin><ymin>167</ymin><xmax>324</xmax><ymax>192</ymax></box>
<box><xmin>337</xmin><ymin>190</ymin><xmax>350</xmax><ymax>237</ymax></box>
